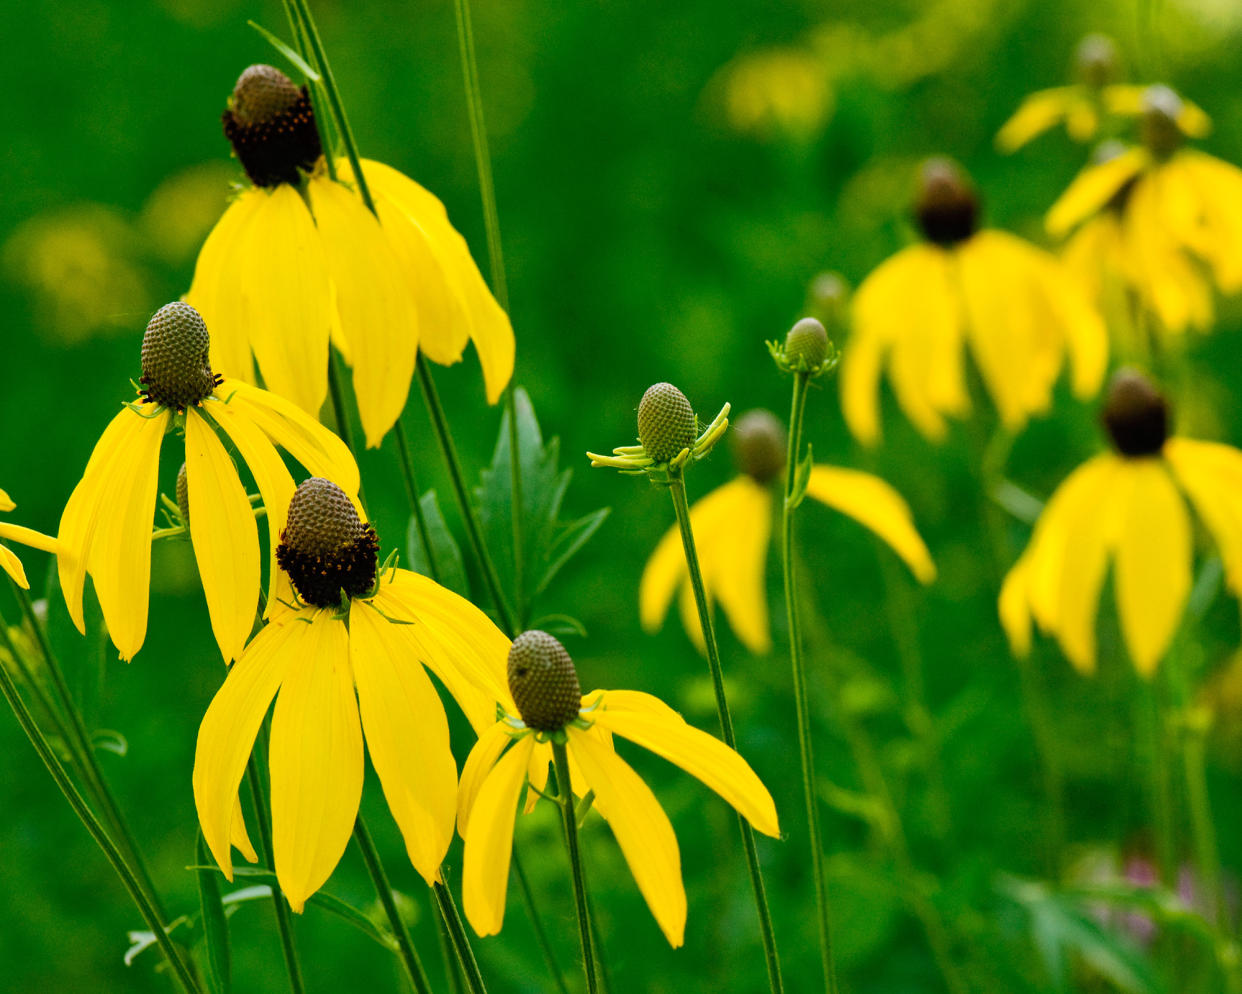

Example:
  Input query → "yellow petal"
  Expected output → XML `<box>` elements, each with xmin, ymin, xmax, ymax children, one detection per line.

<box><xmin>269</xmin><ymin>614</ymin><xmax>363</xmax><ymax>912</ymax></box>
<box><xmin>803</xmin><ymin>466</ymin><xmax>935</xmax><ymax>583</ymax></box>
<box><xmin>998</xmin><ymin>556</ymin><xmax>1032</xmax><ymax>658</ymax></box>
<box><xmin>0</xmin><ymin>545</ymin><xmax>28</xmax><ymax>588</ymax></box>
<box><xmin>1178</xmin><ymin>152</ymin><xmax>1242</xmax><ymax>292</ymax></box>
<box><xmin>193</xmin><ymin>617</ymin><xmax>303</xmax><ymax>878</ymax></box>
<box><xmin>566</xmin><ymin>726</ymin><xmax>686</xmax><ymax>947</ymax></box>
<box><xmin>0</xmin><ymin>521</ymin><xmax>57</xmax><ymax>556</ymax></box>
<box><xmin>1028</xmin><ymin>246</ymin><xmax>1108</xmax><ymax>400</ymax></box>
<box><xmin>1166</xmin><ymin>439</ymin><xmax>1242</xmax><ymax>596</ymax></box>
<box><xmin>1114</xmin><ymin>460</ymin><xmax>1191</xmax><ymax>676</ymax></box>
<box><xmin>839</xmin><ymin>325</ymin><xmax>886</xmax><ymax>447</ymax></box>
<box><xmin>350</xmin><ymin>598</ymin><xmax>457</xmax><ymax>885</ymax></box>
<box><xmin>309</xmin><ymin>176</ymin><xmax>418</xmax><ymax>448</ymax></box>
<box><xmin>1046</xmin><ymin>148</ymin><xmax>1149</xmax><ymax>237</ymax></box>
<box><xmin>185</xmin><ymin>410</ymin><xmax>260</xmax><ymax>662</ymax></box>
<box><xmin>231</xmin><ymin>800</ymin><xmax>258</xmax><ymax>864</ymax></box>
<box><xmin>996</xmin><ymin>87</ymin><xmax>1077</xmax><ymax>152</ymax></box>
<box><xmin>0</xmin><ymin>489</ymin><xmax>14</xmax><ymax>512</ymax></box>
<box><xmin>457</xmin><ymin>722</ymin><xmax>513</xmax><ymax>837</ymax></box>
<box><xmin>639</xmin><ymin>522</ymin><xmax>686</xmax><ymax>634</ymax></box>
<box><xmin>462</xmin><ymin>735</ymin><xmax>535</xmax><ymax>937</ymax></box>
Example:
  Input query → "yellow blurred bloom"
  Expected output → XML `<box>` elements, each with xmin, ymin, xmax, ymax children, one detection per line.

<box><xmin>57</xmin><ymin>303</ymin><xmax>359</xmax><ymax>663</ymax></box>
<box><xmin>459</xmin><ymin>632</ymin><xmax>778</xmax><ymax>946</ymax></box>
<box><xmin>718</xmin><ymin>48</ymin><xmax>834</xmax><ymax>140</ymax></box>
<box><xmin>1000</xmin><ymin>369</ymin><xmax>1242</xmax><ymax>677</ymax></box>
<box><xmin>640</xmin><ymin>410</ymin><xmax>935</xmax><ymax>654</ymax></box>
<box><xmin>186</xmin><ymin>65</ymin><xmax>514</xmax><ymax>446</ymax></box>
<box><xmin>0</xmin><ymin>489</ymin><xmax>57</xmax><ymax>590</ymax></box>
<box><xmin>195</xmin><ymin>478</ymin><xmax>510</xmax><ymax>912</ymax></box>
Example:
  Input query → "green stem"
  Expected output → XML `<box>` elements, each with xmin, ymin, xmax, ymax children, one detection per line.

<box><xmin>667</xmin><ymin>475</ymin><xmax>784</xmax><ymax>994</ymax></box>
<box><xmin>780</xmin><ymin>372</ymin><xmax>839</xmax><ymax>994</ymax></box>
<box><xmin>1136</xmin><ymin>675</ymin><xmax>1177</xmax><ymax>887</ymax></box>
<box><xmin>513</xmin><ymin>849</ymin><xmax>571</xmax><ymax>994</ymax></box>
<box><xmin>434</xmin><ymin>879</ymin><xmax>490</xmax><ymax>994</ymax></box>
<box><xmin>326</xmin><ymin>352</ymin><xmax>359</xmax><ymax>457</ymax></box>
<box><xmin>435</xmin><ymin>892</ymin><xmax>466</xmax><ymax>994</ymax></box>
<box><xmin>247</xmin><ymin>740</ymin><xmax>305</xmax><ymax>994</ymax></box>
<box><xmin>353</xmin><ymin>816</ymin><xmax>433</xmax><ymax>994</ymax></box>
<box><xmin>552</xmin><ymin>739</ymin><xmax>599</xmax><ymax>994</ymax></box>
<box><xmin>0</xmin><ymin>658</ymin><xmax>203</xmax><ymax>994</ymax></box>
<box><xmin>394</xmin><ymin>417</ymin><xmax>441</xmax><ymax>582</ymax></box>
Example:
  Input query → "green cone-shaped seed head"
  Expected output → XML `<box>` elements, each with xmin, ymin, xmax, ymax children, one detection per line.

<box><xmin>176</xmin><ymin>463</ymin><xmax>190</xmax><ymax>524</ymax></box>
<box><xmin>731</xmin><ymin>410</ymin><xmax>787</xmax><ymax>484</ymax></box>
<box><xmin>508</xmin><ymin>630</ymin><xmax>582</xmax><ymax>731</ymax></box>
<box><xmin>638</xmin><ymin>382</ymin><xmax>696</xmax><ymax>463</ymax></box>
<box><xmin>1141</xmin><ymin>85</ymin><xmax>1186</xmax><ymax>159</ymax></box>
<box><xmin>1075</xmin><ymin>34</ymin><xmax>1118</xmax><ymax>89</ymax></box>
<box><xmin>230</xmin><ymin>65</ymin><xmax>302</xmax><ymax>126</ymax></box>
<box><xmin>140</xmin><ymin>302</ymin><xmax>219</xmax><ymax>410</ymax></box>
<box><xmin>1101</xmin><ymin>368</ymin><xmax>1170</xmax><ymax>457</ymax></box>
<box><xmin>276</xmin><ymin>477</ymin><xmax>379</xmax><ymax>608</ymax></box>
<box><xmin>784</xmin><ymin>317</ymin><xmax>829</xmax><ymax>369</ymax></box>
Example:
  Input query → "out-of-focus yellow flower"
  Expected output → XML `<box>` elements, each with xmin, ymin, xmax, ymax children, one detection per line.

<box><xmin>195</xmin><ymin>478</ymin><xmax>510</xmax><ymax>912</ymax></box>
<box><xmin>459</xmin><ymin>631</ymin><xmax>778</xmax><ymax>946</ymax></box>
<box><xmin>57</xmin><ymin>303</ymin><xmax>358</xmax><ymax>663</ymax></box>
<box><xmin>841</xmin><ymin>159</ymin><xmax>1108</xmax><ymax>446</ymax></box>
<box><xmin>640</xmin><ymin>410</ymin><xmax>935</xmax><ymax>654</ymax></box>
<box><xmin>0</xmin><ymin>489</ymin><xmax>57</xmax><ymax>590</ymax></box>
<box><xmin>1001</xmin><ymin>369</ymin><xmax>1242</xmax><ymax>677</ymax></box>
<box><xmin>186</xmin><ymin>65</ymin><xmax>514</xmax><ymax>446</ymax></box>
<box><xmin>718</xmin><ymin>48</ymin><xmax>834</xmax><ymax>139</ymax></box>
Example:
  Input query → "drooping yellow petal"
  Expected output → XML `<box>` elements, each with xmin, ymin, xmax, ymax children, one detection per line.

<box><xmin>839</xmin><ymin>326</ymin><xmax>886</xmax><ymax>447</ymax></box>
<box><xmin>0</xmin><ymin>521</ymin><xmax>57</xmax><ymax>556</ymax></box>
<box><xmin>639</xmin><ymin>522</ymin><xmax>687</xmax><ymax>634</ymax></box>
<box><xmin>997</xmin><ymin>556</ymin><xmax>1032</xmax><ymax>658</ymax></box>
<box><xmin>217</xmin><ymin>378</ymin><xmax>360</xmax><ymax>497</ymax></box>
<box><xmin>996</xmin><ymin>87</ymin><xmax>1079</xmax><ymax>152</ymax></box>
<box><xmin>1046</xmin><ymin>148</ymin><xmax>1149</xmax><ymax>237</ymax></box>
<box><xmin>457</xmin><ymin>722</ymin><xmax>514</xmax><ymax>837</ymax></box>
<box><xmin>1166</xmin><ymin>439</ymin><xmax>1242</xmax><ymax>595</ymax></box>
<box><xmin>231</xmin><ymin>800</ymin><xmax>258</xmax><ymax>865</ymax></box>
<box><xmin>269</xmin><ymin>614</ymin><xmax>363</xmax><ymax>912</ymax></box>
<box><xmin>0</xmin><ymin>545</ymin><xmax>28</xmax><ymax>588</ymax></box>
<box><xmin>566</xmin><ymin>726</ymin><xmax>686</xmax><ymax>947</ymax></box>
<box><xmin>0</xmin><ymin>489</ymin><xmax>14</xmax><ymax>512</ymax></box>
<box><xmin>699</xmin><ymin>478</ymin><xmax>773</xmax><ymax>654</ymax></box>
<box><xmin>350</xmin><ymin>598</ymin><xmax>457</xmax><ymax>885</ymax></box>
<box><xmin>309</xmin><ymin>175</ymin><xmax>418</xmax><ymax>448</ymax></box>
<box><xmin>1027</xmin><ymin>247</ymin><xmax>1108</xmax><ymax>400</ymax></box>
<box><xmin>1177</xmin><ymin>151</ymin><xmax>1242</xmax><ymax>292</ymax></box>
<box><xmin>462</xmin><ymin>735</ymin><xmax>535</xmax><ymax>937</ymax></box>
<box><xmin>184</xmin><ymin>410</ymin><xmax>259</xmax><ymax>662</ymax></box>
<box><xmin>1103</xmin><ymin>86</ymin><xmax>1211</xmax><ymax>138</ymax></box>
<box><xmin>1113</xmin><ymin>459</ymin><xmax>1191</xmax><ymax>677</ymax></box>
<box><xmin>803</xmin><ymin>466</ymin><xmax>935</xmax><ymax>583</ymax></box>
<box><xmin>193</xmin><ymin>617</ymin><xmax>303</xmax><ymax>878</ymax></box>
<box><xmin>677</xmin><ymin>578</ymin><xmax>706</xmax><ymax>654</ymax></box>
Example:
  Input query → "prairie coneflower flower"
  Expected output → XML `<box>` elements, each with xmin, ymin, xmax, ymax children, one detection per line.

<box><xmin>194</xmin><ymin>478</ymin><xmax>510</xmax><ymax>911</ymax></box>
<box><xmin>0</xmin><ymin>490</ymin><xmax>57</xmax><ymax>588</ymax></box>
<box><xmin>459</xmin><ymin>631</ymin><xmax>779</xmax><ymax>945</ymax></box>
<box><xmin>186</xmin><ymin>65</ymin><xmax>514</xmax><ymax>445</ymax></box>
<box><xmin>1047</xmin><ymin>87</ymin><xmax>1239</xmax><ymax>336</ymax></box>
<box><xmin>841</xmin><ymin>158</ymin><xmax>1107</xmax><ymax>446</ymax></box>
<box><xmin>1000</xmin><ymin>369</ymin><xmax>1242</xmax><ymax>676</ymax></box>
<box><xmin>641</xmin><ymin>409</ymin><xmax>936</xmax><ymax>653</ymax></box>
<box><xmin>57</xmin><ymin>302</ymin><xmax>359</xmax><ymax>663</ymax></box>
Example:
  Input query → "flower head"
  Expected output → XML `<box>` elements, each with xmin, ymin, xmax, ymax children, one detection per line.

<box><xmin>186</xmin><ymin>64</ymin><xmax>514</xmax><ymax>446</ymax></box>
<box><xmin>1000</xmin><ymin>368</ymin><xmax>1242</xmax><ymax>676</ymax></box>
<box><xmin>0</xmin><ymin>489</ymin><xmax>57</xmax><ymax>589</ymax></box>
<box><xmin>588</xmin><ymin>381</ymin><xmax>730</xmax><ymax>481</ymax></box>
<box><xmin>841</xmin><ymin>158</ymin><xmax>1108</xmax><ymax>446</ymax></box>
<box><xmin>56</xmin><ymin>302</ymin><xmax>359</xmax><ymax>663</ymax></box>
<box><xmin>459</xmin><ymin>631</ymin><xmax>779</xmax><ymax>946</ymax></box>
<box><xmin>641</xmin><ymin>409</ymin><xmax>936</xmax><ymax>653</ymax></box>
<box><xmin>194</xmin><ymin>477</ymin><xmax>510</xmax><ymax>912</ymax></box>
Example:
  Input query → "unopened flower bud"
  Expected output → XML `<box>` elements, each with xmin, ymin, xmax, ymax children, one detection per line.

<box><xmin>508</xmin><ymin>630</ymin><xmax>582</xmax><ymax>731</ymax></box>
<box><xmin>638</xmin><ymin>383</ymin><xmax>697</xmax><ymax>463</ymax></box>
<box><xmin>731</xmin><ymin>410</ymin><xmax>787</xmax><ymax>485</ymax></box>
<box><xmin>784</xmin><ymin>317</ymin><xmax>829</xmax><ymax>370</ymax></box>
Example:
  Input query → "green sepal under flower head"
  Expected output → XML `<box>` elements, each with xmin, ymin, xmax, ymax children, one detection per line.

<box><xmin>767</xmin><ymin>316</ymin><xmax>839</xmax><ymax>378</ymax></box>
<box><xmin>507</xmin><ymin>630</ymin><xmax>582</xmax><ymax>732</ymax></box>
<box><xmin>223</xmin><ymin>64</ymin><xmax>322</xmax><ymax>188</ymax></box>
<box><xmin>587</xmin><ymin>382</ymin><xmax>730</xmax><ymax>483</ymax></box>
<box><xmin>175</xmin><ymin>462</ymin><xmax>190</xmax><ymax>524</ymax></box>
<box><xmin>1141</xmin><ymin>85</ymin><xmax>1188</xmax><ymax>160</ymax></box>
<box><xmin>139</xmin><ymin>302</ymin><xmax>222</xmax><ymax>411</ymax></box>
<box><xmin>731</xmin><ymin>410</ymin><xmax>786</xmax><ymax>485</ymax></box>
<box><xmin>276</xmin><ymin>477</ymin><xmax>379</xmax><ymax>609</ymax></box>
<box><xmin>1101</xmin><ymin>368</ymin><xmax>1170</xmax><ymax>458</ymax></box>
<box><xmin>1075</xmin><ymin>34</ymin><xmax>1118</xmax><ymax>89</ymax></box>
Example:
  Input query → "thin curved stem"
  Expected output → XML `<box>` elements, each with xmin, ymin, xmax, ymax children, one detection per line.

<box><xmin>780</xmin><ymin>372</ymin><xmax>839</xmax><ymax>994</ymax></box>
<box><xmin>394</xmin><ymin>418</ymin><xmax>441</xmax><ymax>582</ymax></box>
<box><xmin>434</xmin><ymin>879</ymin><xmax>490</xmax><ymax>994</ymax></box>
<box><xmin>666</xmin><ymin>475</ymin><xmax>784</xmax><ymax>994</ymax></box>
<box><xmin>513</xmin><ymin>849</ymin><xmax>571</xmax><ymax>994</ymax></box>
<box><xmin>326</xmin><ymin>352</ymin><xmax>359</xmax><ymax>457</ymax></box>
<box><xmin>552</xmin><ymin>739</ymin><xmax>599</xmax><ymax>994</ymax></box>
<box><xmin>0</xmin><ymin>658</ymin><xmax>203</xmax><ymax>994</ymax></box>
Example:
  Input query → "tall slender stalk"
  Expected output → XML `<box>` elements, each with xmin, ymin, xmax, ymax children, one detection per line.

<box><xmin>513</xmin><ymin>851</ymin><xmax>572</xmax><ymax>994</ymax></box>
<box><xmin>434</xmin><ymin>879</ymin><xmax>490</xmax><ymax>994</ymax></box>
<box><xmin>666</xmin><ymin>474</ymin><xmax>784</xmax><ymax>994</ymax></box>
<box><xmin>779</xmin><ymin>371</ymin><xmax>839</xmax><ymax>994</ymax></box>
<box><xmin>552</xmin><ymin>739</ymin><xmax>599</xmax><ymax>994</ymax></box>
<box><xmin>394</xmin><ymin>417</ymin><xmax>441</xmax><ymax>582</ymax></box>
<box><xmin>0</xmin><ymin>658</ymin><xmax>203</xmax><ymax>994</ymax></box>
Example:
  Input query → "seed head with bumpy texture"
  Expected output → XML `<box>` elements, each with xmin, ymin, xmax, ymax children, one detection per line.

<box><xmin>223</xmin><ymin>64</ymin><xmax>322</xmax><ymax>188</ymax></box>
<box><xmin>731</xmin><ymin>410</ymin><xmax>787</xmax><ymax>485</ymax></box>
<box><xmin>175</xmin><ymin>463</ymin><xmax>190</xmax><ymax>524</ymax></box>
<box><xmin>140</xmin><ymin>302</ymin><xmax>220</xmax><ymax>410</ymax></box>
<box><xmin>1101</xmin><ymin>368</ymin><xmax>1170</xmax><ymax>457</ymax></box>
<box><xmin>638</xmin><ymin>383</ymin><xmax>697</xmax><ymax>463</ymax></box>
<box><xmin>276</xmin><ymin>478</ymin><xmax>379</xmax><ymax>608</ymax></box>
<box><xmin>508</xmin><ymin>630</ymin><xmax>582</xmax><ymax>732</ymax></box>
<box><xmin>914</xmin><ymin>158</ymin><xmax>979</xmax><ymax>246</ymax></box>
<box><xmin>784</xmin><ymin>317</ymin><xmax>829</xmax><ymax>370</ymax></box>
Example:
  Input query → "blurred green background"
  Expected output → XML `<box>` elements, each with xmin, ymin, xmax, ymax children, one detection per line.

<box><xmin>4</xmin><ymin>0</ymin><xmax>1242</xmax><ymax>991</ymax></box>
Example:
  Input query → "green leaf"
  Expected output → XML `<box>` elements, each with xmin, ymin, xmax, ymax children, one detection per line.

<box><xmin>787</xmin><ymin>443</ymin><xmax>813</xmax><ymax>511</ymax></box>
<box><xmin>195</xmin><ymin>832</ymin><xmax>231</xmax><ymax>994</ymax></box>
<box><xmin>406</xmin><ymin>489</ymin><xmax>469</xmax><ymax>596</ymax></box>
<box><xmin>527</xmin><ymin>614</ymin><xmax>588</xmax><ymax>639</ymax></box>
<box><xmin>246</xmin><ymin>21</ymin><xmax>322</xmax><ymax>81</ymax></box>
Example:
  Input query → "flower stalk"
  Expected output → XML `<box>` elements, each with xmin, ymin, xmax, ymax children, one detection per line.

<box><xmin>552</xmin><ymin>737</ymin><xmax>600</xmax><ymax>994</ymax></box>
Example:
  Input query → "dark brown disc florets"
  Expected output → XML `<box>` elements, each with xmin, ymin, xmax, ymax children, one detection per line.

<box><xmin>276</xmin><ymin>478</ymin><xmax>378</xmax><ymax>608</ymax></box>
<box><xmin>638</xmin><ymin>382</ymin><xmax>697</xmax><ymax>463</ymax></box>
<box><xmin>139</xmin><ymin>302</ymin><xmax>221</xmax><ymax>410</ymax></box>
<box><xmin>914</xmin><ymin>158</ymin><xmax>979</xmax><ymax>247</ymax></box>
<box><xmin>223</xmin><ymin>64</ymin><xmax>323</xmax><ymax>188</ymax></box>
<box><xmin>731</xmin><ymin>410</ymin><xmax>787</xmax><ymax>485</ymax></box>
<box><xmin>1101</xmin><ymin>368</ymin><xmax>1170</xmax><ymax>457</ymax></box>
<box><xmin>1141</xmin><ymin>85</ymin><xmax>1186</xmax><ymax>160</ymax></box>
<box><xmin>507</xmin><ymin>630</ymin><xmax>582</xmax><ymax>731</ymax></box>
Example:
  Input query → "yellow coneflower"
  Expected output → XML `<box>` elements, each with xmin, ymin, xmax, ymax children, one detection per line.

<box><xmin>57</xmin><ymin>302</ymin><xmax>359</xmax><ymax>663</ymax></box>
<box><xmin>186</xmin><ymin>65</ymin><xmax>514</xmax><ymax>446</ymax></box>
<box><xmin>1001</xmin><ymin>369</ymin><xmax>1242</xmax><ymax>676</ymax></box>
<box><xmin>841</xmin><ymin>158</ymin><xmax>1107</xmax><ymax>446</ymax></box>
<box><xmin>194</xmin><ymin>477</ymin><xmax>510</xmax><ymax>912</ymax></box>
<box><xmin>640</xmin><ymin>409</ymin><xmax>935</xmax><ymax>653</ymax></box>
<box><xmin>459</xmin><ymin>631</ymin><xmax>779</xmax><ymax>947</ymax></box>
<box><xmin>0</xmin><ymin>489</ymin><xmax>57</xmax><ymax>589</ymax></box>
